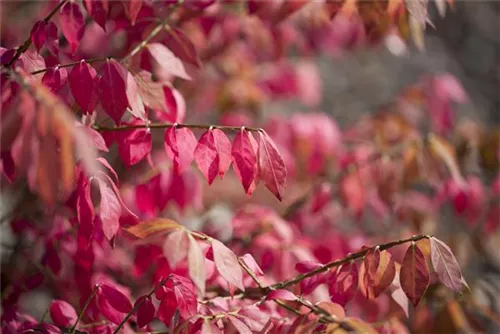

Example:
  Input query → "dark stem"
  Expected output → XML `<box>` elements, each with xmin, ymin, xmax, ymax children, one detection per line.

<box><xmin>30</xmin><ymin>57</ymin><xmax>108</xmax><ymax>75</ymax></box>
<box><xmin>270</xmin><ymin>234</ymin><xmax>429</xmax><ymax>290</ymax></box>
<box><xmin>70</xmin><ymin>285</ymin><xmax>100</xmax><ymax>334</ymax></box>
<box><xmin>5</xmin><ymin>0</ymin><xmax>68</xmax><ymax>67</ymax></box>
<box><xmin>121</xmin><ymin>0</ymin><xmax>183</xmax><ymax>63</ymax></box>
<box><xmin>93</xmin><ymin>123</ymin><xmax>263</xmax><ymax>133</ymax></box>
<box><xmin>112</xmin><ymin>278</ymin><xmax>168</xmax><ymax>334</ymax></box>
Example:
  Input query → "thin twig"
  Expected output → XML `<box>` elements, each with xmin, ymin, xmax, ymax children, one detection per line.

<box><xmin>112</xmin><ymin>277</ymin><xmax>169</xmax><ymax>334</ymax></box>
<box><xmin>121</xmin><ymin>0</ymin><xmax>183</xmax><ymax>64</ymax></box>
<box><xmin>5</xmin><ymin>0</ymin><xmax>67</xmax><ymax>67</ymax></box>
<box><xmin>270</xmin><ymin>234</ymin><xmax>429</xmax><ymax>290</ymax></box>
<box><xmin>70</xmin><ymin>285</ymin><xmax>100</xmax><ymax>334</ymax></box>
<box><xmin>93</xmin><ymin>123</ymin><xmax>263</xmax><ymax>133</ymax></box>
<box><xmin>30</xmin><ymin>57</ymin><xmax>108</xmax><ymax>75</ymax></box>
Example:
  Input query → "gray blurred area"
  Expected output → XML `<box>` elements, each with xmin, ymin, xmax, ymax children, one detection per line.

<box><xmin>319</xmin><ymin>0</ymin><xmax>499</xmax><ymax>127</ymax></box>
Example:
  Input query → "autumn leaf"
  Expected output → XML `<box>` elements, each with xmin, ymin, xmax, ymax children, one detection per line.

<box><xmin>257</xmin><ymin>131</ymin><xmax>287</xmax><ymax>201</ymax></box>
<box><xmin>430</xmin><ymin>237</ymin><xmax>465</xmax><ymax>293</ymax></box>
<box><xmin>400</xmin><ymin>242</ymin><xmax>430</xmax><ymax>307</ymax></box>
<box><xmin>211</xmin><ymin>239</ymin><xmax>245</xmax><ymax>291</ymax></box>
<box><xmin>124</xmin><ymin>218</ymin><xmax>181</xmax><ymax>239</ymax></box>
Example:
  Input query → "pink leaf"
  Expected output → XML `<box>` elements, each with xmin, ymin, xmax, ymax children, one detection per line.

<box><xmin>267</xmin><ymin>289</ymin><xmax>296</xmax><ymax>301</ymax></box>
<box><xmin>83</xmin><ymin>0</ymin><xmax>109</xmax><ymax>31</ymax></box>
<box><xmin>430</xmin><ymin>237</ymin><xmax>464</xmax><ymax>293</ymax></box>
<box><xmin>98</xmin><ymin>59</ymin><xmax>129</xmax><ymax>124</ymax></box>
<box><xmin>49</xmin><ymin>300</ymin><xmax>77</xmax><ymax>328</ymax></box>
<box><xmin>135</xmin><ymin>296</ymin><xmax>155</xmax><ymax>328</ymax></box>
<box><xmin>212</xmin><ymin>129</ymin><xmax>232</xmax><ymax>179</ymax></box>
<box><xmin>125</xmin><ymin>73</ymin><xmax>146</xmax><ymax>121</ymax></box>
<box><xmin>162</xmin><ymin>229</ymin><xmax>189</xmax><ymax>268</ymax></box>
<box><xmin>257</xmin><ymin>131</ymin><xmax>287</xmax><ymax>201</ymax></box>
<box><xmin>122</xmin><ymin>0</ymin><xmax>143</xmax><ymax>25</ymax></box>
<box><xmin>400</xmin><ymin>243</ymin><xmax>430</xmax><ymax>307</ymax></box>
<box><xmin>228</xmin><ymin>315</ymin><xmax>253</xmax><ymax>334</ymax></box>
<box><xmin>211</xmin><ymin>239</ymin><xmax>245</xmax><ymax>291</ymax></box>
<box><xmin>42</xmin><ymin>67</ymin><xmax>68</xmax><ymax>93</ymax></box>
<box><xmin>194</xmin><ymin>130</ymin><xmax>219</xmax><ymax>184</ymax></box>
<box><xmin>98</xmin><ymin>179</ymin><xmax>122</xmax><ymax>240</ymax></box>
<box><xmin>231</xmin><ymin>129</ymin><xmax>257</xmax><ymax>196</ymax></box>
<box><xmin>60</xmin><ymin>2</ymin><xmax>85</xmax><ymax>54</ymax></box>
<box><xmin>79</xmin><ymin>125</ymin><xmax>109</xmax><ymax>152</ymax></box>
<box><xmin>329</xmin><ymin>262</ymin><xmax>358</xmax><ymax>307</ymax></box>
<box><xmin>145</xmin><ymin>43</ymin><xmax>191</xmax><ymax>81</ymax></box>
<box><xmin>160</xmin><ymin>85</ymin><xmax>186</xmax><ymax>123</ymax></box>
<box><xmin>30</xmin><ymin>21</ymin><xmax>48</xmax><ymax>51</ymax></box>
<box><xmin>201</xmin><ymin>321</ymin><xmax>223</xmax><ymax>334</ymax></box>
<box><xmin>69</xmin><ymin>60</ymin><xmax>98</xmax><ymax>114</ymax></box>
<box><xmin>240</xmin><ymin>254</ymin><xmax>263</xmax><ymax>276</ymax></box>
<box><xmin>188</xmin><ymin>233</ymin><xmax>206</xmax><ymax>296</ymax></box>
<box><xmin>164</xmin><ymin>127</ymin><xmax>197</xmax><ymax>173</ymax></box>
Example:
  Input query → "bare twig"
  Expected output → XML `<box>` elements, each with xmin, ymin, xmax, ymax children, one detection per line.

<box><xmin>93</xmin><ymin>123</ymin><xmax>263</xmax><ymax>133</ymax></box>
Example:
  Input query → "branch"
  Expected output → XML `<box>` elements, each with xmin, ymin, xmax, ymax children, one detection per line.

<box><xmin>270</xmin><ymin>234</ymin><xmax>429</xmax><ymax>291</ymax></box>
<box><xmin>121</xmin><ymin>0</ymin><xmax>183</xmax><ymax>64</ymax></box>
<box><xmin>4</xmin><ymin>0</ymin><xmax>67</xmax><ymax>68</ymax></box>
<box><xmin>93</xmin><ymin>123</ymin><xmax>263</xmax><ymax>133</ymax></box>
<box><xmin>112</xmin><ymin>277</ymin><xmax>169</xmax><ymax>334</ymax></box>
<box><xmin>70</xmin><ymin>284</ymin><xmax>100</xmax><ymax>334</ymax></box>
<box><xmin>30</xmin><ymin>57</ymin><xmax>108</xmax><ymax>75</ymax></box>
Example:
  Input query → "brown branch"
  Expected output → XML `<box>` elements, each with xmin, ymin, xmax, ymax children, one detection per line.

<box><xmin>30</xmin><ymin>57</ymin><xmax>108</xmax><ymax>75</ymax></box>
<box><xmin>121</xmin><ymin>0</ymin><xmax>183</xmax><ymax>64</ymax></box>
<box><xmin>93</xmin><ymin>123</ymin><xmax>263</xmax><ymax>133</ymax></box>
<box><xmin>4</xmin><ymin>0</ymin><xmax>68</xmax><ymax>68</ymax></box>
<box><xmin>270</xmin><ymin>234</ymin><xmax>429</xmax><ymax>290</ymax></box>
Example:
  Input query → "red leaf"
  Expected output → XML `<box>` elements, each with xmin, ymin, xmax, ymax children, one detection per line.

<box><xmin>162</xmin><ymin>229</ymin><xmax>189</xmax><ymax>268</ymax></box>
<box><xmin>430</xmin><ymin>237</ymin><xmax>464</xmax><ymax>292</ymax></box>
<box><xmin>158</xmin><ymin>291</ymin><xmax>177</xmax><ymax>326</ymax></box>
<box><xmin>162</xmin><ymin>85</ymin><xmax>186</xmax><ymax>123</ymax></box>
<box><xmin>42</xmin><ymin>240</ymin><xmax>61</xmax><ymax>274</ymax></box>
<box><xmin>212</xmin><ymin>239</ymin><xmax>245</xmax><ymax>291</ymax></box>
<box><xmin>145</xmin><ymin>43</ymin><xmax>191</xmax><ymax>81</ymax></box>
<box><xmin>362</xmin><ymin>248</ymin><xmax>380</xmax><ymax>299</ymax></box>
<box><xmin>188</xmin><ymin>233</ymin><xmax>206</xmax><ymax>296</ymax></box>
<box><xmin>329</xmin><ymin>262</ymin><xmax>358</xmax><ymax>307</ymax></box>
<box><xmin>98</xmin><ymin>59</ymin><xmax>129</xmax><ymax>124</ymax></box>
<box><xmin>122</xmin><ymin>0</ymin><xmax>143</xmax><ymax>25</ymax></box>
<box><xmin>228</xmin><ymin>315</ymin><xmax>252</xmax><ymax>334</ymax></box>
<box><xmin>231</xmin><ymin>129</ymin><xmax>257</xmax><ymax>196</ymax></box>
<box><xmin>117</xmin><ymin>128</ymin><xmax>152</xmax><ymax>167</ymax></box>
<box><xmin>267</xmin><ymin>289</ymin><xmax>296</xmax><ymax>301</ymax></box>
<box><xmin>83</xmin><ymin>0</ymin><xmax>109</xmax><ymax>31</ymax></box>
<box><xmin>400</xmin><ymin>243</ymin><xmax>430</xmax><ymax>307</ymax></box>
<box><xmin>100</xmin><ymin>284</ymin><xmax>132</xmax><ymax>313</ymax></box>
<box><xmin>77</xmin><ymin>179</ymin><xmax>94</xmax><ymax>233</ymax></box>
<box><xmin>42</xmin><ymin>67</ymin><xmax>68</xmax><ymax>93</ymax></box>
<box><xmin>257</xmin><ymin>131</ymin><xmax>286</xmax><ymax>200</ymax></box>
<box><xmin>60</xmin><ymin>2</ymin><xmax>85</xmax><ymax>54</ymax></box>
<box><xmin>98</xmin><ymin>179</ymin><xmax>122</xmax><ymax>240</ymax></box>
<box><xmin>164</xmin><ymin>28</ymin><xmax>201</xmax><ymax>68</ymax></box>
<box><xmin>69</xmin><ymin>60</ymin><xmax>98</xmax><ymax>114</ymax></box>
<box><xmin>195</xmin><ymin>130</ymin><xmax>219</xmax><ymax>184</ymax></box>
<box><xmin>164</xmin><ymin>127</ymin><xmax>197</xmax><ymax>173</ymax></box>
<box><xmin>135</xmin><ymin>296</ymin><xmax>155</xmax><ymax>328</ymax></box>
<box><xmin>31</xmin><ymin>21</ymin><xmax>57</xmax><ymax>51</ymax></box>
<box><xmin>49</xmin><ymin>300</ymin><xmax>77</xmax><ymax>328</ymax></box>
<box><xmin>373</xmin><ymin>251</ymin><xmax>396</xmax><ymax>298</ymax></box>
